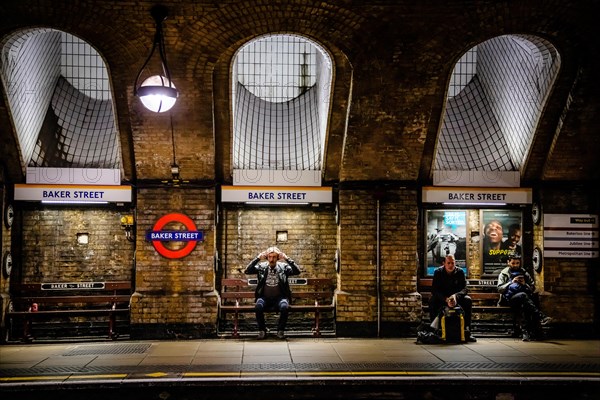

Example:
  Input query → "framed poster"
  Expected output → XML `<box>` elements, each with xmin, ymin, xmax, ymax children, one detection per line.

<box><xmin>425</xmin><ymin>210</ymin><xmax>467</xmax><ymax>276</ymax></box>
<box><xmin>481</xmin><ymin>209</ymin><xmax>523</xmax><ymax>274</ymax></box>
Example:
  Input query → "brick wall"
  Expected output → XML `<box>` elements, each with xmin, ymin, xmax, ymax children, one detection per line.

<box><xmin>336</xmin><ymin>187</ymin><xmax>421</xmax><ymax>336</ymax></box>
<box><xmin>18</xmin><ymin>206</ymin><xmax>133</xmax><ymax>282</ymax></box>
<box><xmin>536</xmin><ymin>185</ymin><xmax>599</xmax><ymax>326</ymax></box>
<box><xmin>131</xmin><ymin>186</ymin><xmax>216</xmax><ymax>338</ymax></box>
<box><xmin>218</xmin><ymin>204</ymin><xmax>337</xmax><ymax>280</ymax></box>
<box><xmin>379</xmin><ymin>189</ymin><xmax>422</xmax><ymax>327</ymax></box>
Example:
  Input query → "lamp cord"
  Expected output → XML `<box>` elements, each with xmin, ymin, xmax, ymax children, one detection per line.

<box><xmin>157</xmin><ymin>25</ymin><xmax>172</xmax><ymax>84</ymax></box>
<box><xmin>170</xmin><ymin>113</ymin><xmax>177</xmax><ymax>166</ymax></box>
<box><xmin>133</xmin><ymin>33</ymin><xmax>158</xmax><ymax>94</ymax></box>
<box><xmin>133</xmin><ymin>9</ymin><xmax>172</xmax><ymax>94</ymax></box>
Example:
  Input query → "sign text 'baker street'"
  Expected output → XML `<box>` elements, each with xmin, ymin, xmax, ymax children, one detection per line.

<box><xmin>146</xmin><ymin>231</ymin><xmax>203</xmax><ymax>241</ymax></box>
<box><xmin>42</xmin><ymin>190</ymin><xmax>106</xmax><ymax>199</ymax></box>
<box><xmin>447</xmin><ymin>192</ymin><xmax>508</xmax><ymax>201</ymax></box>
<box><xmin>422</xmin><ymin>186</ymin><xmax>532</xmax><ymax>204</ymax></box>
<box><xmin>248</xmin><ymin>191</ymin><xmax>308</xmax><ymax>201</ymax></box>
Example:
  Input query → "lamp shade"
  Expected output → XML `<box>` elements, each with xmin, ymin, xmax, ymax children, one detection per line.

<box><xmin>138</xmin><ymin>75</ymin><xmax>178</xmax><ymax>112</ymax></box>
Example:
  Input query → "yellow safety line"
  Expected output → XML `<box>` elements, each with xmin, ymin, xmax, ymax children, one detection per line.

<box><xmin>240</xmin><ymin>372</ymin><xmax>297</xmax><ymax>376</ymax></box>
<box><xmin>1</xmin><ymin>376</ymin><xmax>70</xmax><ymax>382</ymax></box>
<box><xmin>2</xmin><ymin>371</ymin><xmax>599</xmax><ymax>382</ymax></box>
<box><xmin>184</xmin><ymin>372</ymin><xmax>240</xmax><ymax>377</ymax></box>
<box><xmin>67</xmin><ymin>374</ymin><xmax>128</xmax><ymax>379</ymax></box>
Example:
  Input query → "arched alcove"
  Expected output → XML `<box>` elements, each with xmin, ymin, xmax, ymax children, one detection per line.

<box><xmin>231</xmin><ymin>34</ymin><xmax>333</xmax><ymax>185</ymax></box>
<box><xmin>0</xmin><ymin>29</ymin><xmax>120</xmax><ymax>170</ymax></box>
<box><xmin>434</xmin><ymin>35</ymin><xmax>560</xmax><ymax>178</ymax></box>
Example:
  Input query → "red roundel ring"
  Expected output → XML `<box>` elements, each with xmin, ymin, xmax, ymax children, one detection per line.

<box><xmin>152</xmin><ymin>213</ymin><xmax>198</xmax><ymax>259</ymax></box>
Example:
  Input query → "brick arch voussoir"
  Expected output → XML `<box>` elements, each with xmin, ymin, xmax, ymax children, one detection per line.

<box><xmin>176</xmin><ymin>1</ymin><xmax>366</xmax><ymax>80</ymax></box>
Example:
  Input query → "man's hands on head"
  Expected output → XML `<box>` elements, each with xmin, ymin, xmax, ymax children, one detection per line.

<box><xmin>258</xmin><ymin>248</ymin><xmax>287</xmax><ymax>261</ymax></box>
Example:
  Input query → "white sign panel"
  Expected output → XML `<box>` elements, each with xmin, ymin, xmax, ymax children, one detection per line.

<box><xmin>422</xmin><ymin>186</ymin><xmax>532</xmax><ymax>205</ymax></box>
<box><xmin>15</xmin><ymin>184</ymin><xmax>132</xmax><ymax>204</ymax></box>
<box><xmin>433</xmin><ymin>170</ymin><xmax>520</xmax><ymax>187</ymax></box>
<box><xmin>221</xmin><ymin>186</ymin><xmax>332</xmax><ymax>204</ymax></box>
<box><xmin>544</xmin><ymin>214</ymin><xmax>599</xmax><ymax>258</ymax></box>
<box><xmin>233</xmin><ymin>169</ymin><xmax>321</xmax><ymax>186</ymax></box>
<box><xmin>26</xmin><ymin>168</ymin><xmax>121</xmax><ymax>185</ymax></box>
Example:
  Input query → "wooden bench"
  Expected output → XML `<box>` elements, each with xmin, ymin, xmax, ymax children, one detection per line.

<box><xmin>217</xmin><ymin>277</ymin><xmax>335</xmax><ymax>337</ymax></box>
<box><xmin>418</xmin><ymin>278</ymin><xmax>518</xmax><ymax>336</ymax></box>
<box><xmin>7</xmin><ymin>281</ymin><xmax>132</xmax><ymax>342</ymax></box>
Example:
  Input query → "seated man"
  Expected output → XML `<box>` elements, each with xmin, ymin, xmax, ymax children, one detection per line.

<box><xmin>244</xmin><ymin>246</ymin><xmax>301</xmax><ymax>339</ymax></box>
<box><xmin>504</xmin><ymin>270</ymin><xmax>532</xmax><ymax>300</ymax></box>
<box><xmin>429</xmin><ymin>254</ymin><xmax>476</xmax><ymax>342</ymax></box>
<box><xmin>497</xmin><ymin>253</ymin><xmax>552</xmax><ymax>341</ymax></box>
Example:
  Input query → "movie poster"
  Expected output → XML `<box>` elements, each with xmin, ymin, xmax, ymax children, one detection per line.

<box><xmin>425</xmin><ymin>210</ymin><xmax>467</xmax><ymax>276</ymax></box>
<box><xmin>481</xmin><ymin>209</ymin><xmax>523</xmax><ymax>275</ymax></box>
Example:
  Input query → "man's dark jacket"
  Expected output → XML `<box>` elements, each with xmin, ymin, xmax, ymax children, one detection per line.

<box><xmin>244</xmin><ymin>257</ymin><xmax>301</xmax><ymax>300</ymax></box>
<box><xmin>431</xmin><ymin>266</ymin><xmax>469</xmax><ymax>304</ymax></box>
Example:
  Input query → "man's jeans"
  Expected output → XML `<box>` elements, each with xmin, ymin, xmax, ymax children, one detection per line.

<box><xmin>255</xmin><ymin>297</ymin><xmax>290</xmax><ymax>331</ymax></box>
<box><xmin>509</xmin><ymin>292</ymin><xmax>544</xmax><ymax>332</ymax></box>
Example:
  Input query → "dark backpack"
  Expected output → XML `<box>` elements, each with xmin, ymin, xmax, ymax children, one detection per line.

<box><xmin>416</xmin><ymin>330</ymin><xmax>443</xmax><ymax>344</ymax></box>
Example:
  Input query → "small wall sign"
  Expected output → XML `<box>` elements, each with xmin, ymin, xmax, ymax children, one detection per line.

<box><xmin>543</xmin><ymin>214</ymin><xmax>598</xmax><ymax>258</ymax></box>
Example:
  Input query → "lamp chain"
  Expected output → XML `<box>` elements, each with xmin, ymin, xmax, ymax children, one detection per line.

<box><xmin>170</xmin><ymin>113</ymin><xmax>177</xmax><ymax>166</ymax></box>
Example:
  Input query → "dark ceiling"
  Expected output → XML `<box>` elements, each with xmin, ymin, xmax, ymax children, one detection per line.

<box><xmin>0</xmin><ymin>0</ymin><xmax>598</xmax><ymax>186</ymax></box>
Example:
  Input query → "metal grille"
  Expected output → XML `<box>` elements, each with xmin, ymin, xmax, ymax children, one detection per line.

<box><xmin>2</xmin><ymin>362</ymin><xmax>598</xmax><ymax>377</ymax></box>
<box><xmin>235</xmin><ymin>34</ymin><xmax>317</xmax><ymax>103</ymax></box>
<box><xmin>435</xmin><ymin>34</ymin><xmax>560</xmax><ymax>172</ymax></box>
<box><xmin>61</xmin><ymin>343</ymin><xmax>151</xmax><ymax>356</ymax></box>
<box><xmin>233</xmin><ymin>83</ymin><xmax>321</xmax><ymax>170</ymax></box>
<box><xmin>60</xmin><ymin>33</ymin><xmax>111</xmax><ymax>101</ymax></box>
<box><xmin>0</xmin><ymin>29</ymin><xmax>119</xmax><ymax>168</ymax></box>
<box><xmin>448</xmin><ymin>48</ymin><xmax>477</xmax><ymax>98</ymax></box>
<box><xmin>29</xmin><ymin>75</ymin><xmax>119</xmax><ymax>168</ymax></box>
<box><xmin>232</xmin><ymin>34</ymin><xmax>332</xmax><ymax>172</ymax></box>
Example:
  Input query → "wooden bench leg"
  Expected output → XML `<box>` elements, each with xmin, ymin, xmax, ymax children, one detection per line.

<box><xmin>108</xmin><ymin>311</ymin><xmax>118</xmax><ymax>340</ymax></box>
<box><xmin>313</xmin><ymin>309</ymin><xmax>321</xmax><ymax>337</ymax></box>
<box><xmin>23</xmin><ymin>316</ymin><xmax>33</xmax><ymax>342</ymax></box>
<box><xmin>232</xmin><ymin>308</ymin><xmax>240</xmax><ymax>338</ymax></box>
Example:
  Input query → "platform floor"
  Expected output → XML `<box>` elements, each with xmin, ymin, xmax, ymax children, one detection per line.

<box><xmin>1</xmin><ymin>336</ymin><xmax>599</xmax><ymax>399</ymax></box>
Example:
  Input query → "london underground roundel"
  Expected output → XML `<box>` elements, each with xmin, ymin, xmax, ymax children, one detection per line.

<box><xmin>146</xmin><ymin>213</ymin><xmax>203</xmax><ymax>259</ymax></box>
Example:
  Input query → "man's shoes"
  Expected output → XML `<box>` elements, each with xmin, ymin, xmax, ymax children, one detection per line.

<box><xmin>522</xmin><ymin>331</ymin><xmax>532</xmax><ymax>342</ymax></box>
<box><xmin>276</xmin><ymin>330</ymin><xmax>285</xmax><ymax>339</ymax></box>
<box><xmin>257</xmin><ymin>331</ymin><xmax>266</xmax><ymax>340</ymax></box>
<box><xmin>465</xmin><ymin>328</ymin><xmax>477</xmax><ymax>342</ymax></box>
<box><xmin>540</xmin><ymin>316</ymin><xmax>552</xmax><ymax>326</ymax></box>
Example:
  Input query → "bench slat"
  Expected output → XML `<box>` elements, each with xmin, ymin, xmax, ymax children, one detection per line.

<box><xmin>220</xmin><ymin>292</ymin><xmax>255</xmax><ymax>299</ymax></box>
<box><xmin>11</xmin><ymin>281</ymin><xmax>131</xmax><ymax>292</ymax></box>
<box><xmin>11</xmin><ymin>295</ymin><xmax>132</xmax><ymax>305</ymax></box>
<box><xmin>8</xmin><ymin>308</ymin><xmax>130</xmax><ymax>316</ymax></box>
